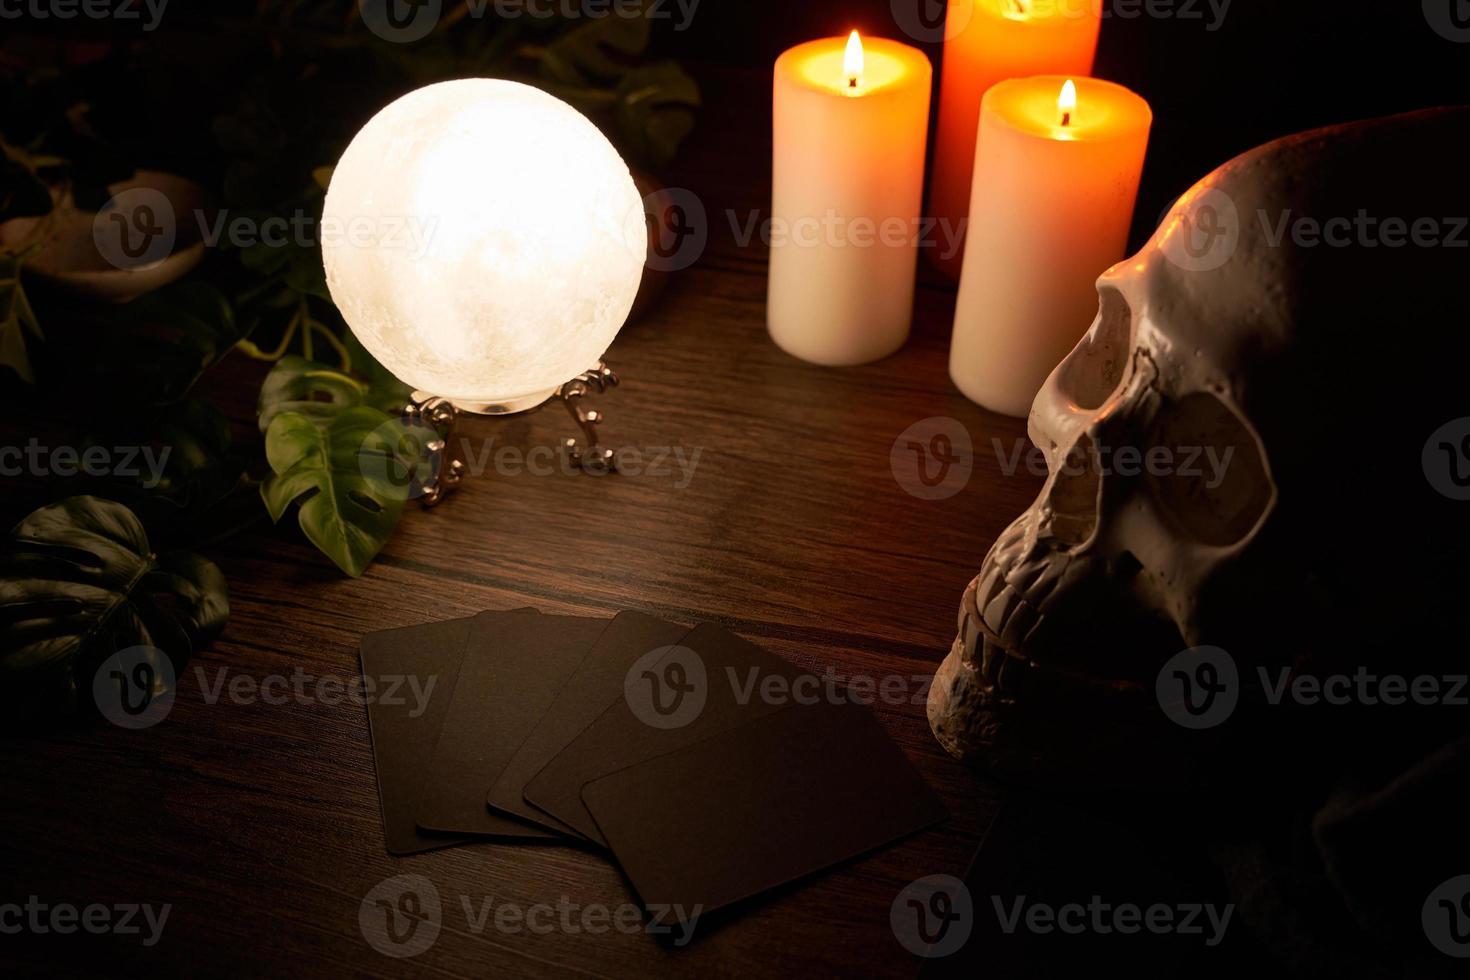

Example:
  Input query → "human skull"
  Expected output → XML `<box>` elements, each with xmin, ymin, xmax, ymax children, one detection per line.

<box><xmin>928</xmin><ymin>107</ymin><xmax>1470</xmax><ymax>782</ymax></box>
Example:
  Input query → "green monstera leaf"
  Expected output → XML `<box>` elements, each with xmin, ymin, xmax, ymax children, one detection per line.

<box><xmin>258</xmin><ymin>355</ymin><xmax>412</xmax><ymax>434</ymax></box>
<box><xmin>531</xmin><ymin>7</ymin><xmax>701</xmax><ymax>169</ymax></box>
<box><xmin>0</xmin><ymin>496</ymin><xmax>229</xmax><ymax>725</ymax></box>
<box><xmin>615</xmin><ymin>62</ymin><xmax>701</xmax><ymax>170</ymax></box>
<box><xmin>540</xmin><ymin>6</ymin><xmax>653</xmax><ymax>86</ymax></box>
<box><xmin>260</xmin><ymin>407</ymin><xmax>415</xmax><ymax>577</ymax></box>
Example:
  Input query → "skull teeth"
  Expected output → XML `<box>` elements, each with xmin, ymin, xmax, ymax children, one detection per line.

<box><xmin>980</xmin><ymin>635</ymin><xmax>998</xmax><ymax>681</ymax></box>
<box><xmin>1000</xmin><ymin>600</ymin><xmax>1040</xmax><ymax>651</ymax></box>
<box><xmin>976</xmin><ymin>562</ymin><xmax>1006</xmax><ymax>611</ymax></box>
<box><xmin>982</xmin><ymin>586</ymin><xmax>1021</xmax><ymax>635</ymax></box>
<box><xmin>1026</xmin><ymin>559</ymin><xmax>1069</xmax><ymax>607</ymax></box>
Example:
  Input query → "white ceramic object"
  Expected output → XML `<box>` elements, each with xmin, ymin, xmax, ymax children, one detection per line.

<box><xmin>0</xmin><ymin>170</ymin><xmax>208</xmax><ymax>303</ymax></box>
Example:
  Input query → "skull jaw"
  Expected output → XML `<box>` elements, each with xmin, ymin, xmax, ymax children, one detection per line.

<box><xmin>927</xmin><ymin>634</ymin><xmax>1062</xmax><ymax>774</ymax></box>
<box><xmin>928</xmin><ymin>567</ymin><xmax>1203</xmax><ymax>786</ymax></box>
<box><xmin>927</xmin><ymin>636</ymin><xmax>998</xmax><ymax>766</ymax></box>
<box><xmin>929</xmin><ymin>636</ymin><xmax>1182</xmax><ymax>786</ymax></box>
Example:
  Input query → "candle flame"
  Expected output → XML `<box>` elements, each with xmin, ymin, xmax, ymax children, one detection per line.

<box><xmin>844</xmin><ymin>30</ymin><xmax>865</xmax><ymax>91</ymax></box>
<box><xmin>1058</xmin><ymin>79</ymin><xmax>1078</xmax><ymax>127</ymax></box>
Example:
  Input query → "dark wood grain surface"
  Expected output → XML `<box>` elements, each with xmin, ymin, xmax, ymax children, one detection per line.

<box><xmin>0</xmin><ymin>65</ymin><xmax>1043</xmax><ymax>978</ymax></box>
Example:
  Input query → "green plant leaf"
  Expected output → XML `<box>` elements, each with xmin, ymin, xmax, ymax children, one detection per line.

<box><xmin>20</xmin><ymin>280</ymin><xmax>242</xmax><ymax>414</ymax></box>
<box><xmin>614</xmin><ymin>61</ymin><xmax>701</xmax><ymax>170</ymax></box>
<box><xmin>258</xmin><ymin>355</ymin><xmax>411</xmax><ymax>433</ymax></box>
<box><xmin>540</xmin><ymin>5</ymin><xmax>652</xmax><ymax>86</ymax></box>
<box><xmin>237</xmin><ymin>214</ymin><xmax>296</xmax><ymax>276</ymax></box>
<box><xmin>258</xmin><ymin>355</ymin><xmax>368</xmax><ymax>433</ymax></box>
<box><xmin>283</xmin><ymin>244</ymin><xmax>331</xmax><ymax>301</ymax></box>
<box><xmin>0</xmin><ymin>249</ymin><xmax>43</xmax><ymax>385</ymax></box>
<box><xmin>260</xmin><ymin>407</ymin><xmax>409</xmax><ymax>577</ymax></box>
<box><xmin>235</xmin><ymin>211</ymin><xmax>332</xmax><ymax>302</ymax></box>
<box><xmin>0</xmin><ymin>496</ymin><xmax>229</xmax><ymax>725</ymax></box>
<box><xmin>81</xmin><ymin>399</ymin><xmax>260</xmax><ymax>550</ymax></box>
<box><xmin>74</xmin><ymin>281</ymin><xmax>245</xmax><ymax>407</ymax></box>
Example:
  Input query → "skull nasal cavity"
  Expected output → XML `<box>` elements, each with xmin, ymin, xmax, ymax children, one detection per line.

<box><xmin>1049</xmin><ymin>434</ymin><xmax>1102</xmax><ymax>546</ymax></box>
<box><xmin>1056</xmin><ymin>288</ymin><xmax>1132</xmax><ymax>410</ymax></box>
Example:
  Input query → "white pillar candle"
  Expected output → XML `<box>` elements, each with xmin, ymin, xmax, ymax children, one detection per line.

<box><xmin>950</xmin><ymin>75</ymin><xmax>1151</xmax><ymax>417</ymax></box>
<box><xmin>929</xmin><ymin>0</ymin><xmax>1103</xmax><ymax>281</ymax></box>
<box><xmin>768</xmin><ymin>33</ymin><xmax>933</xmax><ymax>366</ymax></box>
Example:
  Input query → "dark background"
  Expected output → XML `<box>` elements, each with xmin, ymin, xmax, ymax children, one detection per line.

<box><xmin>647</xmin><ymin>0</ymin><xmax>1466</xmax><ymax>248</ymax></box>
<box><xmin>1</xmin><ymin>4</ymin><xmax>1466</xmax><ymax>977</ymax></box>
<box><xmin>6</xmin><ymin>1</ymin><xmax>1463</xmax><ymax>251</ymax></box>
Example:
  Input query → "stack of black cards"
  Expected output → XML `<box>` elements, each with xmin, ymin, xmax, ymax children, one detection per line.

<box><xmin>360</xmin><ymin>609</ymin><xmax>947</xmax><ymax>930</ymax></box>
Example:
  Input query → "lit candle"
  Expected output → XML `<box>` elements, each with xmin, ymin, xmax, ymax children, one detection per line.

<box><xmin>929</xmin><ymin>0</ymin><xmax>1102</xmax><ymax>279</ymax></box>
<box><xmin>950</xmin><ymin>75</ymin><xmax>1151</xmax><ymax>417</ymax></box>
<box><xmin>768</xmin><ymin>32</ymin><xmax>932</xmax><ymax>366</ymax></box>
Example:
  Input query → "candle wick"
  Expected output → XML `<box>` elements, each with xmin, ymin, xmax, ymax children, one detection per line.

<box><xmin>849</xmin><ymin>76</ymin><xmax>859</xmax><ymax>90</ymax></box>
<box><xmin>1061</xmin><ymin>111</ymin><xmax>1071</xmax><ymax>127</ymax></box>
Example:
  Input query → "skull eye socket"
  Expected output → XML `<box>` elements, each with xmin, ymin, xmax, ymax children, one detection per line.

<box><xmin>1055</xmin><ymin>287</ymin><xmax>1132</xmax><ymax>410</ymax></box>
<box><xmin>1146</xmin><ymin>392</ymin><xmax>1273</xmax><ymax>547</ymax></box>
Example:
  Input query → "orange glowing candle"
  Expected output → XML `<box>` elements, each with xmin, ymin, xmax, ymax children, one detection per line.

<box><xmin>769</xmin><ymin>33</ymin><xmax>933</xmax><ymax>366</ymax></box>
<box><xmin>929</xmin><ymin>0</ymin><xmax>1102</xmax><ymax>279</ymax></box>
<box><xmin>950</xmin><ymin>76</ymin><xmax>1152</xmax><ymax>416</ymax></box>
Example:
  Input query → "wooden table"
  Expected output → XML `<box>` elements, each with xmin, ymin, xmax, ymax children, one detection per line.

<box><xmin>0</xmin><ymin>66</ymin><xmax>1042</xmax><ymax>978</ymax></box>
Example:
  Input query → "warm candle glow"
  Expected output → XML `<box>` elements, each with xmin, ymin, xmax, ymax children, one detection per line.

<box><xmin>928</xmin><ymin>1</ymin><xmax>1103</xmax><ymax>279</ymax></box>
<box><xmin>1058</xmin><ymin>79</ymin><xmax>1077</xmax><ymax>127</ymax></box>
<box><xmin>771</xmin><ymin>35</ymin><xmax>933</xmax><ymax>365</ymax></box>
<box><xmin>844</xmin><ymin>31</ymin><xmax>865</xmax><ymax>91</ymax></box>
<box><xmin>951</xmin><ymin>75</ymin><xmax>1152</xmax><ymax>415</ymax></box>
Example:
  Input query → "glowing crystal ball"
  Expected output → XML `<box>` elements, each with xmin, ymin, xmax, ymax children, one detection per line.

<box><xmin>322</xmin><ymin>79</ymin><xmax>646</xmax><ymax>410</ymax></box>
